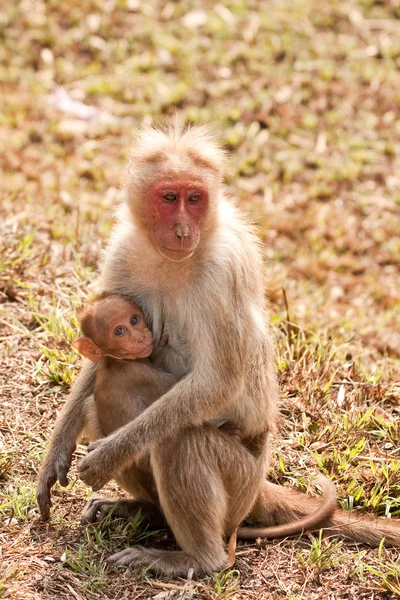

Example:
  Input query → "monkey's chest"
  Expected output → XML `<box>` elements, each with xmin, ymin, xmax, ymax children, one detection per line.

<box><xmin>152</xmin><ymin>330</ymin><xmax>190</xmax><ymax>378</ymax></box>
<box><xmin>149</xmin><ymin>296</ymin><xmax>192</xmax><ymax>378</ymax></box>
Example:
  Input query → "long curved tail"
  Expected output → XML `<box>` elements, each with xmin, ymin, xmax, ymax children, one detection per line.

<box><xmin>249</xmin><ymin>480</ymin><xmax>400</xmax><ymax>547</ymax></box>
<box><xmin>238</xmin><ymin>475</ymin><xmax>336</xmax><ymax>540</ymax></box>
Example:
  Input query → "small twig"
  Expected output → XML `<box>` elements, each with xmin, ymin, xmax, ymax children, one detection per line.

<box><xmin>285</xmin><ymin>320</ymin><xmax>315</xmax><ymax>336</ymax></box>
<box><xmin>235</xmin><ymin>548</ymin><xmax>261</xmax><ymax>556</ymax></box>
<box><xmin>150</xmin><ymin>582</ymin><xmax>195</xmax><ymax>592</ymax></box>
<box><xmin>282</xmin><ymin>287</ymin><xmax>291</xmax><ymax>325</ymax></box>
<box><xmin>332</xmin><ymin>380</ymin><xmax>381</xmax><ymax>387</ymax></box>
<box><xmin>361</xmin><ymin>19</ymin><xmax>400</xmax><ymax>31</ymax></box>
<box><xmin>225</xmin><ymin>528</ymin><xmax>237</xmax><ymax>568</ymax></box>
<box><xmin>75</xmin><ymin>205</ymin><xmax>80</xmax><ymax>243</ymax></box>
<box><xmin>357</xmin><ymin>455</ymin><xmax>400</xmax><ymax>463</ymax></box>
<box><xmin>0</xmin><ymin>333</ymin><xmax>23</xmax><ymax>341</ymax></box>
<box><xmin>65</xmin><ymin>583</ymin><xmax>84</xmax><ymax>600</ymax></box>
<box><xmin>373</xmin><ymin>446</ymin><xmax>400</xmax><ymax>458</ymax></box>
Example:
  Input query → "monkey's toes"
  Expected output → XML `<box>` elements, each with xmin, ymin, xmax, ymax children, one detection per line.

<box><xmin>81</xmin><ymin>497</ymin><xmax>117</xmax><ymax>524</ymax></box>
<box><xmin>107</xmin><ymin>546</ymin><xmax>147</xmax><ymax>570</ymax></box>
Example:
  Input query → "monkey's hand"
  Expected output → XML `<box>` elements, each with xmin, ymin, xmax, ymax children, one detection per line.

<box><xmin>77</xmin><ymin>439</ymin><xmax>117</xmax><ymax>491</ymax></box>
<box><xmin>36</xmin><ymin>450</ymin><xmax>73</xmax><ymax>521</ymax></box>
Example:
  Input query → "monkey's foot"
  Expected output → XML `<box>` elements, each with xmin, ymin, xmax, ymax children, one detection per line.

<box><xmin>81</xmin><ymin>497</ymin><xmax>164</xmax><ymax>526</ymax></box>
<box><xmin>107</xmin><ymin>545</ymin><xmax>226</xmax><ymax>577</ymax></box>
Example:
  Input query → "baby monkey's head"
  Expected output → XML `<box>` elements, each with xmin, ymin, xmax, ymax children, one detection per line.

<box><xmin>73</xmin><ymin>293</ymin><xmax>153</xmax><ymax>362</ymax></box>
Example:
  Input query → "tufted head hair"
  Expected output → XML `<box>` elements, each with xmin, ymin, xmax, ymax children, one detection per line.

<box><xmin>124</xmin><ymin>119</ymin><xmax>227</xmax><ymax>200</ymax></box>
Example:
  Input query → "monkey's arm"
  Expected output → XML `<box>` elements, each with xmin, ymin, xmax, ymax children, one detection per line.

<box><xmin>36</xmin><ymin>360</ymin><xmax>97</xmax><ymax>520</ymax></box>
<box><xmin>77</xmin><ymin>355</ymin><xmax>242</xmax><ymax>491</ymax></box>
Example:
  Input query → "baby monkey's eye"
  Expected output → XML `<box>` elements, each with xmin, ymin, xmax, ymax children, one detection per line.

<box><xmin>114</xmin><ymin>326</ymin><xmax>127</xmax><ymax>336</ymax></box>
<box><xmin>131</xmin><ymin>315</ymin><xmax>139</xmax><ymax>326</ymax></box>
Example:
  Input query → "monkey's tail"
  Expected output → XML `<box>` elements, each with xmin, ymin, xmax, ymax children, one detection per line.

<box><xmin>238</xmin><ymin>475</ymin><xmax>336</xmax><ymax>540</ymax></box>
<box><xmin>248</xmin><ymin>480</ymin><xmax>400</xmax><ymax>547</ymax></box>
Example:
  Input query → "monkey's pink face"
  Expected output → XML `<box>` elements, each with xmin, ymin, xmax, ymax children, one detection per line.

<box><xmin>146</xmin><ymin>180</ymin><xmax>209</xmax><ymax>261</ymax></box>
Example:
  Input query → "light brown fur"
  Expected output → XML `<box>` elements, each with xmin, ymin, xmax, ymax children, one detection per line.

<box><xmin>73</xmin><ymin>294</ymin><xmax>177</xmax><ymax>438</ymax></box>
<box><xmin>74</xmin><ymin>294</ymin><xmax>246</xmax><ymax>441</ymax></box>
<box><xmin>75</xmin><ymin>293</ymin><xmax>336</xmax><ymax>541</ymax></box>
<box><xmin>37</xmin><ymin>122</ymin><xmax>400</xmax><ymax>578</ymax></box>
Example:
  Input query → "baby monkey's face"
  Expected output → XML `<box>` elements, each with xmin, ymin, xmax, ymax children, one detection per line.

<box><xmin>98</xmin><ymin>297</ymin><xmax>153</xmax><ymax>359</ymax></box>
<box><xmin>73</xmin><ymin>295</ymin><xmax>154</xmax><ymax>362</ymax></box>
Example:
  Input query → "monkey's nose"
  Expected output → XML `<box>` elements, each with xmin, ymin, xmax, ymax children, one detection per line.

<box><xmin>174</xmin><ymin>223</ymin><xmax>190</xmax><ymax>239</ymax></box>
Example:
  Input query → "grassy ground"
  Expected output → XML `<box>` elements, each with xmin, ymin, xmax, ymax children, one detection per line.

<box><xmin>1</xmin><ymin>0</ymin><xmax>400</xmax><ymax>598</ymax></box>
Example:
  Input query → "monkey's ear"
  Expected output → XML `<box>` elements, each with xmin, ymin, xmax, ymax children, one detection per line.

<box><xmin>72</xmin><ymin>337</ymin><xmax>104</xmax><ymax>362</ymax></box>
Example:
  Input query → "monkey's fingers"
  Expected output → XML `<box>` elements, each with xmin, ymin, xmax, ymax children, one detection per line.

<box><xmin>91</xmin><ymin>481</ymin><xmax>106</xmax><ymax>492</ymax></box>
<box><xmin>57</xmin><ymin>473</ymin><xmax>69</xmax><ymax>487</ymax></box>
<box><xmin>36</xmin><ymin>473</ymin><xmax>57</xmax><ymax>521</ymax></box>
<box><xmin>77</xmin><ymin>459</ymin><xmax>107</xmax><ymax>491</ymax></box>
<box><xmin>80</xmin><ymin>470</ymin><xmax>104</xmax><ymax>491</ymax></box>
<box><xmin>77</xmin><ymin>455</ymin><xmax>89</xmax><ymax>473</ymax></box>
<box><xmin>53</xmin><ymin>453</ymin><xmax>73</xmax><ymax>488</ymax></box>
<box><xmin>80</xmin><ymin>473</ymin><xmax>107</xmax><ymax>491</ymax></box>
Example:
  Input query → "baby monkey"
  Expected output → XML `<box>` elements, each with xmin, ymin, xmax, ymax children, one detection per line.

<box><xmin>72</xmin><ymin>293</ymin><xmax>177</xmax><ymax>439</ymax></box>
<box><xmin>73</xmin><ymin>293</ymin><xmax>242</xmax><ymax>440</ymax></box>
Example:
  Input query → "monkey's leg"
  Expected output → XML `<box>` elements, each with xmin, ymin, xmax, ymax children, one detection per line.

<box><xmin>250</xmin><ymin>480</ymin><xmax>400</xmax><ymax>547</ymax></box>
<box><xmin>107</xmin><ymin>427</ymin><xmax>263</xmax><ymax>577</ymax></box>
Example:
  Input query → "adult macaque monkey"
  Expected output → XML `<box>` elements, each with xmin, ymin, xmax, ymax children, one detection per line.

<box><xmin>37</xmin><ymin>122</ymin><xmax>400</xmax><ymax>577</ymax></box>
<box><xmin>72</xmin><ymin>292</ymin><xmax>337</xmax><ymax>539</ymax></box>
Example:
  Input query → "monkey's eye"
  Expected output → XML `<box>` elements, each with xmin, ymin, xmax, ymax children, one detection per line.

<box><xmin>187</xmin><ymin>193</ymin><xmax>201</xmax><ymax>203</ymax></box>
<box><xmin>163</xmin><ymin>192</ymin><xmax>177</xmax><ymax>202</ymax></box>
<box><xmin>114</xmin><ymin>326</ymin><xmax>127</xmax><ymax>336</ymax></box>
<box><xmin>131</xmin><ymin>315</ymin><xmax>139</xmax><ymax>326</ymax></box>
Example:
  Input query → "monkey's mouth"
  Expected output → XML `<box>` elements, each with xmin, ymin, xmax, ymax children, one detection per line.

<box><xmin>109</xmin><ymin>342</ymin><xmax>153</xmax><ymax>361</ymax></box>
<box><xmin>158</xmin><ymin>241</ymin><xmax>199</xmax><ymax>262</ymax></box>
<box><xmin>135</xmin><ymin>342</ymin><xmax>153</xmax><ymax>357</ymax></box>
